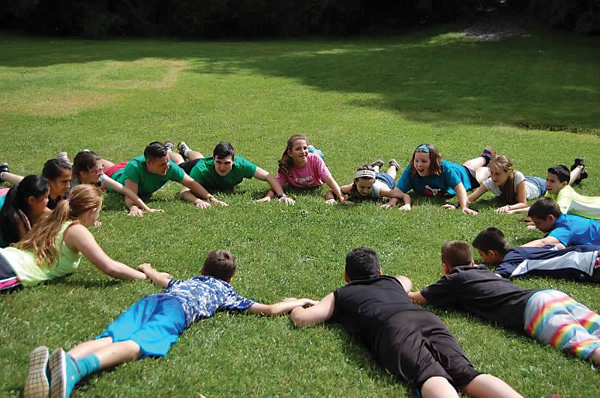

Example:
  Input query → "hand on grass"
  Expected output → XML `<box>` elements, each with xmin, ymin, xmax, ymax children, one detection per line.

<box><xmin>146</xmin><ymin>208</ymin><xmax>164</xmax><ymax>213</ymax></box>
<box><xmin>325</xmin><ymin>198</ymin><xmax>336</xmax><ymax>205</ymax></box>
<box><xmin>209</xmin><ymin>197</ymin><xmax>228</xmax><ymax>207</ymax></box>
<box><xmin>255</xmin><ymin>196</ymin><xmax>271</xmax><ymax>203</ymax></box>
<box><xmin>441</xmin><ymin>204</ymin><xmax>457</xmax><ymax>210</ymax></box>
<box><xmin>128</xmin><ymin>206</ymin><xmax>145</xmax><ymax>217</ymax></box>
<box><xmin>399</xmin><ymin>204</ymin><xmax>411</xmax><ymax>211</ymax></box>
<box><xmin>279</xmin><ymin>196</ymin><xmax>296</xmax><ymax>205</ymax></box>
<box><xmin>461</xmin><ymin>207</ymin><xmax>478</xmax><ymax>215</ymax></box>
<box><xmin>93</xmin><ymin>220</ymin><xmax>102</xmax><ymax>228</ymax></box>
<box><xmin>194</xmin><ymin>199</ymin><xmax>211</xmax><ymax>209</ymax></box>
<box><xmin>495</xmin><ymin>205</ymin><xmax>511</xmax><ymax>214</ymax></box>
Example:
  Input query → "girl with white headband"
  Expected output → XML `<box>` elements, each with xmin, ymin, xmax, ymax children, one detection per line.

<box><xmin>329</xmin><ymin>160</ymin><xmax>410</xmax><ymax>208</ymax></box>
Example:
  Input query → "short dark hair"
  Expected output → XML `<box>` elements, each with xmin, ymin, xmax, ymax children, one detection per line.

<box><xmin>73</xmin><ymin>150</ymin><xmax>101</xmax><ymax>177</ymax></box>
<box><xmin>345</xmin><ymin>247</ymin><xmax>380</xmax><ymax>281</ymax></box>
<box><xmin>547</xmin><ymin>165</ymin><xmax>570</xmax><ymax>183</ymax></box>
<box><xmin>203</xmin><ymin>250</ymin><xmax>237</xmax><ymax>281</ymax></box>
<box><xmin>441</xmin><ymin>241</ymin><xmax>473</xmax><ymax>269</ymax></box>
<box><xmin>472</xmin><ymin>228</ymin><xmax>510</xmax><ymax>256</ymax></box>
<box><xmin>144</xmin><ymin>142</ymin><xmax>168</xmax><ymax>160</ymax></box>
<box><xmin>42</xmin><ymin>158</ymin><xmax>71</xmax><ymax>180</ymax></box>
<box><xmin>213</xmin><ymin>141</ymin><xmax>235</xmax><ymax>159</ymax></box>
<box><xmin>528</xmin><ymin>198</ymin><xmax>561</xmax><ymax>220</ymax></box>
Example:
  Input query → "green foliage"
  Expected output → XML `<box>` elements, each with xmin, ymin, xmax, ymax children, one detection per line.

<box><xmin>1</xmin><ymin>29</ymin><xmax>600</xmax><ymax>397</ymax></box>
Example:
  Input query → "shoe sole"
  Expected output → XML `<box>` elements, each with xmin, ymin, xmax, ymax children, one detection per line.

<box><xmin>49</xmin><ymin>349</ymin><xmax>66</xmax><ymax>398</ymax></box>
<box><xmin>24</xmin><ymin>346</ymin><xmax>49</xmax><ymax>398</ymax></box>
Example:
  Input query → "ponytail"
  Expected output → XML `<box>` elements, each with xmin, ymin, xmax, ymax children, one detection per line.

<box><xmin>0</xmin><ymin>175</ymin><xmax>48</xmax><ymax>246</ymax></box>
<box><xmin>15</xmin><ymin>185</ymin><xmax>102</xmax><ymax>267</ymax></box>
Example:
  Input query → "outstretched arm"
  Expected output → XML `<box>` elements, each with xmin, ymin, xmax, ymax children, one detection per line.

<box><xmin>497</xmin><ymin>181</ymin><xmax>527</xmax><ymax>214</ymax></box>
<box><xmin>138</xmin><ymin>263</ymin><xmax>172</xmax><ymax>288</ymax></box>
<box><xmin>521</xmin><ymin>236</ymin><xmax>562</xmax><ymax>248</ymax></box>
<box><xmin>407</xmin><ymin>291</ymin><xmax>427</xmax><ymax>305</ymax></box>
<box><xmin>123</xmin><ymin>180</ymin><xmax>145</xmax><ymax>217</ymax></box>
<box><xmin>454</xmin><ymin>183</ymin><xmax>478</xmax><ymax>215</ymax></box>
<box><xmin>63</xmin><ymin>224</ymin><xmax>147</xmax><ymax>280</ymax></box>
<box><xmin>180</xmin><ymin>175</ymin><xmax>228</xmax><ymax>207</ymax></box>
<box><xmin>254</xmin><ymin>167</ymin><xmax>295</xmax><ymax>205</ymax></box>
<box><xmin>467</xmin><ymin>185</ymin><xmax>488</xmax><ymax>204</ymax></box>
<box><xmin>104</xmin><ymin>177</ymin><xmax>162</xmax><ymax>215</ymax></box>
<box><xmin>247</xmin><ymin>298</ymin><xmax>318</xmax><ymax>316</ymax></box>
<box><xmin>324</xmin><ymin>176</ymin><xmax>345</xmax><ymax>203</ymax></box>
<box><xmin>382</xmin><ymin>188</ymin><xmax>411</xmax><ymax>210</ymax></box>
<box><xmin>290</xmin><ymin>293</ymin><xmax>335</xmax><ymax>326</ymax></box>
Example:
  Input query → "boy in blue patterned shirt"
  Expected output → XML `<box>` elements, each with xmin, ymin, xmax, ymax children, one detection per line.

<box><xmin>24</xmin><ymin>250</ymin><xmax>316</xmax><ymax>398</ymax></box>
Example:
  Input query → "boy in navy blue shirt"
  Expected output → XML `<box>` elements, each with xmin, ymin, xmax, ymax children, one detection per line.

<box><xmin>24</xmin><ymin>250</ymin><xmax>315</xmax><ymax>398</ymax></box>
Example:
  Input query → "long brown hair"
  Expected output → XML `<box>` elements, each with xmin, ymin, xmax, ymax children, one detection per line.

<box><xmin>15</xmin><ymin>185</ymin><xmax>103</xmax><ymax>267</ymax></box>
<box><xmin>277</xmin><ymin>134</ymin><xmax>308</xmax><ymax>176</ymax></box>
<box><xmin>410</xmin><ymin>144</ymin><xmax>443</xmax><ymax>176</ymax></box>
<box><xmin>489</xmin><ymin>156</ymin><xmax>517</xmax><ymax>204</ymax></box>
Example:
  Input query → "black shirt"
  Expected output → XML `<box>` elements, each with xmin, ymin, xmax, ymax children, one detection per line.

<box><xmin>333</xmin><ymin>275</ymin><xmax>422</xmax><ymax>352</ymax></box>
<box><xmin>420</xmin><ymin>265</ymin><xmax>539</xmax><ymax>331</ymax></box>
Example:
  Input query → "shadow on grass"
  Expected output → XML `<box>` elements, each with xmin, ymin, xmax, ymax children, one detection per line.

<box><xmin>1</xmin><ymin>27</ymin><xmax>599</xmax><ymax>134</ymax></box>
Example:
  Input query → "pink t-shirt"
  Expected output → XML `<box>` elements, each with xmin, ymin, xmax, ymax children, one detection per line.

<box><xmin>276</xmin><ymin>153</ymin><xmax>331</xmax><ymax>188</ymax></box>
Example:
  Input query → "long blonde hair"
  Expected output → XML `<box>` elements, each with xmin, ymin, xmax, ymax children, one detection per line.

<box><xmin>489</xmin><ymin>156</ymin><xmax>517</xmax><ymax>204</ymax></box>
<box><xmin>277</xmin><ymin>134</ymin><xmax>308</xmax><ymax>176</ymax></box>
<box><xmin>16</xmin><ymin>185</ymin><xmax>103</xmax><ymax>267</ymax></box>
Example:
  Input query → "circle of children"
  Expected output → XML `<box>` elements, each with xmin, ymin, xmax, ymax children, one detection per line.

<box><xmin>1</xmin><ymin>135</ymin><xmax>599</xmax><ymax>398</ymax></box>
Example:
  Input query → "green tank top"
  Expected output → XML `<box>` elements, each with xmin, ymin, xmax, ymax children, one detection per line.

<box><xmin>0</xmin><ymin>221</ymin><xmax>82</xmax><ymax>287</ymax></box>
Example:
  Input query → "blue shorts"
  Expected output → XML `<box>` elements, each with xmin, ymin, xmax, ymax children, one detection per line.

<box><xmin>98</xmin><ymin>295</ymin><xmax>186</xmax><ymax>358</ymax></box>
<box><xmin>376</xmin><ymin>173</ymin><xmax>395</xmax><ymax>190</ymax></box>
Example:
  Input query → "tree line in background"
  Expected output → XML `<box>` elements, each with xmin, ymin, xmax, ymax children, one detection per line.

<box><xmin>0</xmin><ymin>0</ymin><xmax>598</xmax><ymax>38</ymax></box>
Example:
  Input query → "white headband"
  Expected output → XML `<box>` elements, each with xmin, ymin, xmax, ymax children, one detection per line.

<box><xmin>355</xmin><ymin>169</ymin><xmax>376</xmax><ymax>179</ymax></box>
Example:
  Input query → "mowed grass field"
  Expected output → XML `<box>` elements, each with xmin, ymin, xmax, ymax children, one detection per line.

<box><xmin>1</xmin><ymin>26</ymin><xmax>600</xmax><ymax>397</ymax></box>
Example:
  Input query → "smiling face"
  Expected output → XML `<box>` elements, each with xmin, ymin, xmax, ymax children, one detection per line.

<box><xmin>489</xmin><ymin>163</ymin><xmax>509</xmax><ymax>187</ymax></box>
<box><xmin>48</xmin><ymin>169</ymin><xmax>72</xmax><ymax>198</ymax></box>
<box><xmin>546</xmin><ymin>172</ymin><xmax>567</xmax><ymax>195</ymax></box>
<box><xmin>413</xmin><ymin>152</ymin><xmax>431</xmax><ymax>177</ymax></box>
<box><xmin>79</xmin><ymin>159</ymin><xmax>103</xmax><ymax>184</ymax></box>
<box><xmin>146</xmin><ymin>155</ymin><xmax>170</xmax><ymax>176</ymax></box>
<box><xmin>214</xmin><ymin>155</ymin><xmax>234</xmax><ymax>177</ymax></box>
<box><xmin>287</xmin><ymin>139</ymin><xmax>309</xmax><ymax>168</ymax></box>
<box><xmin>356</xmin><ymin>178</ymin><xmax>375</xmax><ymax>197</ymax></box>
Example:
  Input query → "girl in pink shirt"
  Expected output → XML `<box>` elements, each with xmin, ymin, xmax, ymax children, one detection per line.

<box><xmin>273</xmin><ymin>135</ymin><xmax>344</xmax><ymax>204</ymax></box>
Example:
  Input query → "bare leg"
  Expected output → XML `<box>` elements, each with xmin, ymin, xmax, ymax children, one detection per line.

<box><xmin>168</xmin><ymin>150</ymin><xmax>185</xmax><ymax>164</ymax></box>
<box><xmin>421</xmin><ymin>376</ymin><xmax>459</xmax><ymax>398</ymax></box>
<box><xmin>372</xmin><ymin>165</ymin><xmax>381</xmax><ymax>173</ymax></box>
<box><xmin>569</xmin><ymin>165</ymin><xmax>583</xmax><ymax>185</ymax></box>
<box><xmin>2</xmin><ymin>171</ymin><xmax>24</xmax><ymax>186</ymax></box>
<box><xmin>93</xmin><ymin>341</ymin><xmax>141</xmax><ymax>368</ymax></box>
<box><xmin>462</xmin><ymin>374</ymin><xmax>522</xmax><ymax>398</ymax></box>
<box><xmin>462</xmin><ymin>156</ymin><xmax>490</xmax><ymax>184</ymax></box>
<box><xmin>590</xmin><ymin>347</ymin><xmax>600</xmax><ymax>366</ymax></box>
<box><xmin>186</xmin><ymin>147</ymin><xmax>204</xmax><ymax>161</ymax></box>
<box><xmin>386</xmin><ymin>166</ymin><xmax>397</xmax><ymax>180</ymax></box>
<box><xmin>68</xmin><ymin>337</ymin><xmax>114</xmax><ymax>360</ymax></box>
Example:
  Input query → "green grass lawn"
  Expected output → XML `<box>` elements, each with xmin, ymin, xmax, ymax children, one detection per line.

<box><xmin>1</xmin><ymin>25</ymin><xmax>600</xmax><ymax>397</ymax></box>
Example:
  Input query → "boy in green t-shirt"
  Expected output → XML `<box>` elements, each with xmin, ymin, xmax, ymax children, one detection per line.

<box><xmin>166</xmin><ymin>141</ymin><xmax>295</xmax><ymax>205</ymax></box>
<box><xmin>109</xmin><ymin>142</ymin><xmax>227</xmax><ymax>216</ymax></box>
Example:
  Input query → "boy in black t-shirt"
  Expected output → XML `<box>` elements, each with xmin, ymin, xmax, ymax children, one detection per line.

<box><xmin>409</xmin><ymin>241</ymin><xmax>600</xmax><ymax>365</ymax></box>
<box><xmin>290</xmin><ymin>247</ymin><xmax>522</xmax><ymax>398</ymax></box>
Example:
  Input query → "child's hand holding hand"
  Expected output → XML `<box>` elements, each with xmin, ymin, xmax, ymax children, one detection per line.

<box><xmin>137</xmin><ymin>263</ymin><xmax>153</xmax><ymax>273</ymax></box>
